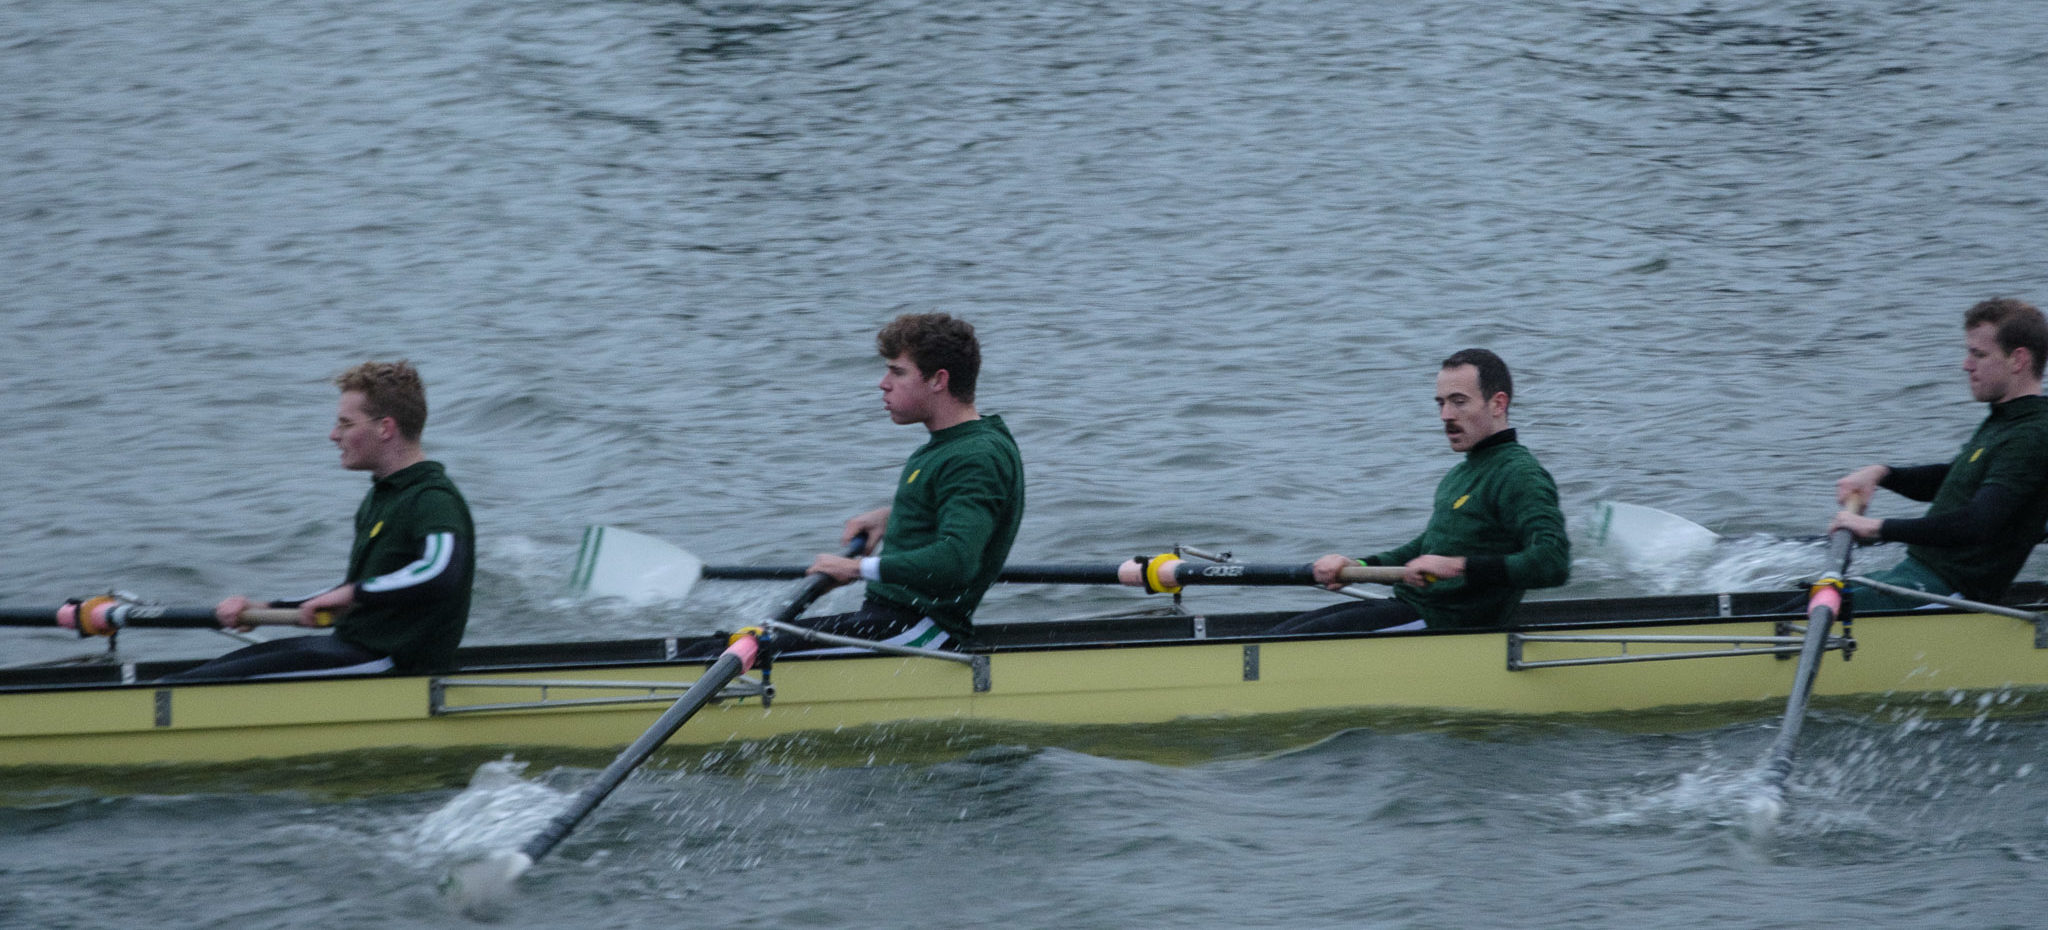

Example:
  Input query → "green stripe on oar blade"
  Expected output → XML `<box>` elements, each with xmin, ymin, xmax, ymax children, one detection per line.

<box><xmin>568</xmin><ymin>525</ymin><xmax>703</xmax><ymax>602</ymax></box>
<box><xmin>1587</xmin><ymin>500</ymin><xmax>1721</xmax><ymax>569</ymax></box>
<box><xmin>568</xmin><ymin>525</ymin><xmax>603</xmax><ymax>591</ymax></box>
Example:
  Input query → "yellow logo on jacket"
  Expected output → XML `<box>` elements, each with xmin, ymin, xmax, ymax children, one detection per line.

<box><xmin>1453</xmin><ymin>495</ymin><xmax>1470</xmax><ymax>510</ymax></box>
<box><xmin>907</xmin><ymin>469</ymin><xmax>921</xmax><ymax>485</ymax></box>
<box><xmin>1971</xmin><ymin>447</ymin><xmax>1984</xmax><ymax>462</ymax></box>
<box><xmin>370</xmin><ymin>521</ymin><xmax>384</xmax><ymax>538</ymax></box>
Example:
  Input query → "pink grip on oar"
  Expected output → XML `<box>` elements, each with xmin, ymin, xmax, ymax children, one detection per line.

<box><xmin>55</xmin><ymin>597</ymin><xmax>120</xmax><ymax>636</ymax></box>
<box><xmin>1806</xmin><ymin>585</ymin><xmax>1842</xmax><ymax>615</ymax></box>
<box><xmin>725</xmin><ymin>634</ymin><xmax>761</xmax><ymax>673</ymax></box>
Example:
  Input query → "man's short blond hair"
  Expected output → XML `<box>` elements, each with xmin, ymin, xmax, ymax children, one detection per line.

<box><xmin>335</xmin><ymin>360</ymin><xmax>427</xmax><ymax>440</ymax></box>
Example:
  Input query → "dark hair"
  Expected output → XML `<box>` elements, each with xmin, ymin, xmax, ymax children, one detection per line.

<box><xmin>877</xmin><ymin>313</ymin><xmax>980</xmax><ymax>402</ymax></box>
<box><xmin>1440</xmin><ymin>348</ymin><xmax>1512</xmax><ymax>405</ymax></box>
<box><xmin>334</xmin><ymin>360</ymin><xmax>428</xmax><ymax>440</ymax></box>
<box><xmin>1964</xmin><ymin>297</ymin><xmax>2048</xmax><ymax>379</ymax></box>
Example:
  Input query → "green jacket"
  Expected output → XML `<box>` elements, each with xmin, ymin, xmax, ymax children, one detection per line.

<box><xmin>1365</xmin><ymin>430</ymin><xmax>1569</xmax><ymax>629</ymax></box>
<box><xmin>1898</xmin><ymin>395</ymin><xmax>2048</xmax><ymax>602</ymax></box>
<box><xmin>866</xmin><ymin>416</ymin><xmax>1025</xmax><ymax>639</ymax></box>
<box><xmin>335</xmin><ymin>461</ymin><xmax>475</xmax><ymax>671</ymax></box>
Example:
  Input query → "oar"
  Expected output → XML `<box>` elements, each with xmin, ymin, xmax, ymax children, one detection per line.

<box><xmin>0</xmin><ymin>598</ymin><xmax>324</xmax><ymax>634</ymax></box>
<box><xmin>449</xmin><ymin>534</ymin><xmax>867</xmax><ymax>916</ymax></box>
<box><xmin>698</xmin><ymin>560</ymin><xmax>1406</xmax><ymax>587</ymax></box>
<box><xmin>1754</xmin><ymin>492</ymin><xmax>1866</xmax><ymax>814</ymax></box>
<box><xmin>569</xmin><ymin>525</ymin><xmax>1409</xmax><ymax>601</ymax></box>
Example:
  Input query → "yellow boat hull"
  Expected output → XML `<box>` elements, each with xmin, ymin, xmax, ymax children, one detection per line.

<box><xmin>2</xmin><ymin>603</ymin><xmax>2041</xmax><ymax>768</ymax></box>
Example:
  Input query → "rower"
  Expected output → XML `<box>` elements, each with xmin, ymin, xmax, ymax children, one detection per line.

<box><xmin>1828</xmin><ymin>297</ymin><xmax>2048</xmax><ymax>610</ymax></box>
<box><xmin>686</xmin><ymin>313</ymin><xmax>1025</xmax><ymax>658</ymax></box>
<box><xmin>1272</xmin><ymin>348</ymin><xmax>1570</xmax><ymax>634</ymax></box>
<box><xmin>162</xmin><ymin>361</ymin><xmax>476</xmax><ymax>681</ymax></box>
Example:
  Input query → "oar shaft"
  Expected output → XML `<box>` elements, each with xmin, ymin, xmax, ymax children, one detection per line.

<box><xmin>0</xmin><ymin>605</ymin><xmax>214</xmax><ymax>627</ymax></box>
<box><xmin>0</xmin><ymin>604</ymin><xmax>314</xmax><ymax>630</ymax></box>
<box><xmin>519</xmin><ymin>641</ymin><xmax>755</xmax><ymax>864</ymax></box>
<box><xmin>700</xmin><ymin>561</ymin><xmax>1407</xmax><ymax>587</ymax></box>
<box><xmin>0</xmin><ymin>607</ymin><xmax>87</xmax><ymax>626</ymax></box>
<box><xmin>1760</xmin><ymin>492</ymin><xmax>1866</xmax><ymax>793</ymax></box>
<box><xmin>515</xmin><ymin>533</ymin><xmax>864</xmax><ymax>868</ymax></box>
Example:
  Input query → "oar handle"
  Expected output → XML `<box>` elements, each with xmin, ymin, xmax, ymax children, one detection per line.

<box><xmin>240</xmin><ymin>608</ymin><xmax>335</xmax><ymax>627</ymax></box>
<box><xmin>1822</xmin><ymin>490</ymin><xmax>1870</xmax><ymax>575</ymax></box>
<box><xmin>1335</xmin><ymin>565</ymin><xmax>1408</xmax><ymax>585</ymax></box>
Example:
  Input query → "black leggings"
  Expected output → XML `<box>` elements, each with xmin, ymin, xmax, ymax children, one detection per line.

<box><xmin>158</xmin><ymin>635</ymin><xmax>386</xmax><ymax>681</ymax></box>
<box><xmin>1269</xmin><ymin>599</ymin><xmax>1424</xmax><ymax>635</ymax></box>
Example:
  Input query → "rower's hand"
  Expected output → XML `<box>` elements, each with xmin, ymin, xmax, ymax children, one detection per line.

<box><xmin>215</xmin><ymin>595</ymin><xmax>255</xmax><ymax>632</ymax></box>
<box><xmin>841</xmin><ymin>507</ymin><xmax>889</xmax><ymax>556</ymax></box>
<box><xmin>1403</xmin><ymin>555</ymin><xmax>1465</xmax><ymax>588</ymax></box>
<box><xmin>808</xmin><ymin>554</ymin><xmax>863</xmax><ymax>585</ymax></box>
<box><xmin>297</xmin><ymin>584</ymin><xmax>356</xmax><ymax>628</ymax></box>
<box><xmin>1310</xmin><ymin>554</ymin><xmax>1354</xmax><ymax>589</ymax></box>
<box><xmin>1836</xmin><ymin>465</ymin><xmax>1888</xmax><ymax>507</ymax></box>
<box><xmin>1828</xmin><ymin>510</ymin><xmax>1883</xmax><ymax>542</ymax></box>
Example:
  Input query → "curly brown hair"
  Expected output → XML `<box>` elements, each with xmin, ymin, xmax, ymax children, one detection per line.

<box><xmin>877</xmin><ymin>313</ymin><xmax>980</xmax><ymax>402</ymax></box>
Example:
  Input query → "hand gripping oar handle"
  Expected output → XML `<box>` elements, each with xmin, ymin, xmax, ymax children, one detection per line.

<box><xmin>1760</xmin><ymin>491</ymin><xmax>1867</xmax><ymax>797</ymax></box>
<box><xmin>513</xmin><ymin>533</ymin><xmax>868</xmax><ymax>869</ymax></box>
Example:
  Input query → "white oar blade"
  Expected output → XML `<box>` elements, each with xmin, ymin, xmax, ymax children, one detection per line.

<box><xmin>444</xmin><ymin>850</ymin><xmax>531</xmax><ymax>920</ymax></box>
<box><xmin>568</xmin><ymin>525</ymin><xmax>703</xmax><ymax>602</ymax></box>
<box><xmin>1586</xmin><ymin>501</ymin><xmax>1721</xmax><ymax>570</ymax></box>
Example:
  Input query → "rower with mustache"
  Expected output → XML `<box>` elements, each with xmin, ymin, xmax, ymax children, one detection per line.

<box><xmin>1273</xmin><ymin>348</ymin><xmax>1569</xmax><ymax>634</ymax></box>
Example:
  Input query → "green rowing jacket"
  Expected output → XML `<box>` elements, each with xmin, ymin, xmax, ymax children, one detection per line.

<box><xmin>867</xmin><ymin>416</ymin><xmax>1025</xmax><ymax>639</ymax></box>
<box><xmin>1900</xmin><ymin>395</ymin><xmax>2048</xmax><ymax>602</ymax></box>
<box><xmin>1365</xmin><ymin>430</ymin><xmax>1569</xmax><ymax>629</ymax></box>
<box><xmin>336</xmin><ymin>461</ymin><xmax>475</xmax><ymax>671</ymax></box>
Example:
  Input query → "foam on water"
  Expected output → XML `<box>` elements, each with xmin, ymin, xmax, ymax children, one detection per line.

<box><xmin>405</xmin><ymin>757</ymin><xmax>570</xmax><ymax>863</ymax></box>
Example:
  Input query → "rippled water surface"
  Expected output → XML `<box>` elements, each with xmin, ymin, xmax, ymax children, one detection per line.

<box><xmin>4</xmin><ymin>0</ymin><xmax>2046</xmax><ymax>926</ymax></box>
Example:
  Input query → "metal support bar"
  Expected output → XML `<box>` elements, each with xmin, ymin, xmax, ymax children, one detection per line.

<box><xmin>1848</xmin><ymin>576</ymin><xmax>2048</xmax><ymax>649</ymax></box>
<box><xmin>429</xmin><ymin>676</ymin><xmax>770</xmax><ymax>716</ymax></box>
<box><xmin>1507</xmin><ymin>632</ymin><xmax>1852</xmax><ymax>671</ymax></box>
<box><xmin>764</xmin><ymin>620</ymin><xmax>980</xmax><ymax>666</ymax></box>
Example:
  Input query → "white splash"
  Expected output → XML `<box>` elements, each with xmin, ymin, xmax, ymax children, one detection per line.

<box><xmin>406</xmin><ymin>756</ymin><xmax>571</xmax><ymax>861</ymax></box>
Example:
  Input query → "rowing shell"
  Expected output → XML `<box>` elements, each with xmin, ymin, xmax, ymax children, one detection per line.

<box><xmin>2</xmin><ymin>586</ymin><xmax>2043</xmax><ymax>768</ymax></box>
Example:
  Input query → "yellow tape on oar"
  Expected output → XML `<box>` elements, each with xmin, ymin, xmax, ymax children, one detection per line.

<box><xmin>1143</xmin><ymin>553</ymin><xmax>1181</xmax><ymax>595</ymax></box>
<box><xmin>728</xmin><ymin>626</ymin><xmax>764</xmax><ymax>646</ymax></box>
<box><xmin>73</xmin><ymin>595</ymin><xmax>119</xmax><ymax>637</ymax></box>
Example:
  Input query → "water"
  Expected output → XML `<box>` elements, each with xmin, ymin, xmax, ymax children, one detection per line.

<box><xmin>4</xmin><ymin>0</ymin><xmax>2046</xmax><ymax>925</ymax></box>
